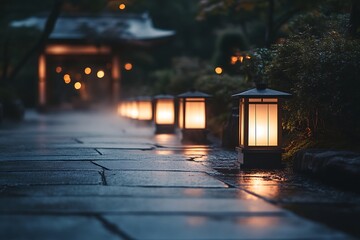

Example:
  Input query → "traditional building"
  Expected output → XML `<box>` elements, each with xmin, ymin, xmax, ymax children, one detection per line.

<box><xmin>11</xmin><ymin>13</ymin><xmax>174</xmax><ymax>108</ymax></box>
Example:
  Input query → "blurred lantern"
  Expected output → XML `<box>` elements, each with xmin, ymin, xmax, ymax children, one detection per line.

<box><xmin>153</xmin><ymin>95</ymin><xmax>175</xmax><ymax>134</ymax></box>
<box><xmin>137</xmin><ymin>96</ymin><xmax>153</xmax><ymax>121</ymax></box>
<box><xmin>129</xmin><ymin>98</ymin><xmax>139</xmax><ymax>119</ymax></box>
<box><xmin>232</xmin><ymin>83</ymin><xmax>291</xmax><ymax>168</ymax></box>
<box><xmin>177</xmin><ymin>90</ymin><xmax>211</xmax><ymax>143</ymax></box>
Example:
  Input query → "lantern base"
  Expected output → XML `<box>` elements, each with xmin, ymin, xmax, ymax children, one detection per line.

<box><xmin>236</xmin><ymin>147</ymin><xmax>283</xmax><ymax>169</ymax></box>
<box><xmin>181</xmin><ymin>129</ymin><xmax>209</xmax><ymax>144</ymax></box>
<box><xmin>155</xmin><ymin>124</ymin><xmax>175</xmax><ymax>134</ymax></box>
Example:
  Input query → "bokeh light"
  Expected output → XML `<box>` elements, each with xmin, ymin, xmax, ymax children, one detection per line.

<box><xmin>215</xmin><ymin>67</ymin><xmax>223</xmax><ymax>75</ymax></box>
<box><xmin>74</xmin><ymin>82</ymin><xmax>82</xmax><ymax>90</ymax></box>
<box><xmin>119</xmin><ymin>3</ymin><xmax>126</xmax><ymax>10</ymax></box>
<box><xmin>84</xmin><ymin>67</ymin><xmax>91</xmax><ymax>75</ymax></box>
<box><xmin>124</xmin><ymin>63</ymin><xmax>133</xmax><ymax>71</ymax></box>
<box><xmin>97</xmin><ymin>70</ymin><xmax>105</xmax><ymax>78</ymax></box>
<box><xmin>63</xmin><ymin>74</ymin><xmax>71</xmax><ymax>84</ymax></box>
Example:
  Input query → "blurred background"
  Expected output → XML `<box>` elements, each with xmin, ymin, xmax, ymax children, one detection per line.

<box><xmin>0</xmin><ymin>0</ymin><xmax>359</xmax><ymax>152</ymax></box>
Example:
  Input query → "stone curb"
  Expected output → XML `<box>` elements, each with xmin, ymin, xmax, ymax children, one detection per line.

<box><xmin>293</xmin><ymin>149</ymin><xmax>360</xmax><ymax>190</ymax></box>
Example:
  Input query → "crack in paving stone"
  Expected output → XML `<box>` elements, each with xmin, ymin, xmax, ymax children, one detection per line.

<box><xmin>94</xmin><ymin>149</ymin><xmax>103</xmax><ymax>155</ymax></box>
<box><xmin>73</xmin><ymin>138</ymin><xmax>84</xmax><ymax>143</ymax></box>
<box><xmin>98</xmin><ymin>169</ymin><xmax>108</xmax><ymax>186</ymax></box>
<box><xmin>91</xmin><ymin>161</ymin><xmax>110</xmax><ymax>171</ymax></box>
<box><xmin>95</xmin><ymin>214</ymin><xmax>134</xmax><ymax>240</ymax></box>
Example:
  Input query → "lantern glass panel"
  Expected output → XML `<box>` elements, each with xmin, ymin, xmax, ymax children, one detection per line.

<box><xmin>130</xmin><ymin>101</ymin><xmax>139</xmax><ymax>119</ymax></box>
<box><xmin>138</xmin><ymin>101</ymin><xmax>152</xmax><ymax>120</ymax></box>
<box><xmin>156</xmin><ymin>99</ymin><xmax>175</xmax><ymax>124</ymax></box>
<box><xmin>239</xmin><ymin>100</ymin><xmax>244</xmax><ymax>145</ymax></box>
<box><xmin>179</xmin><ymin>99</ymin><xmax>184</xmax><ymax>129</ymax></box>
<box><xmin>248</xmin><ymin>99</ymin><xmax>278</xmax><ymax>146</ymax></box>
<box><xmin>184</xmin><ymin>98</ymin><xmax>205</xmax><ymax>129</ymax></box>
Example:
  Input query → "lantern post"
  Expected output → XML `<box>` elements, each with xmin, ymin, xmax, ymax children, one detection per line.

<box><xmin>232</xmin><ymin>83</ymin><xmax>291</xmax><ymax>168</ymax></box>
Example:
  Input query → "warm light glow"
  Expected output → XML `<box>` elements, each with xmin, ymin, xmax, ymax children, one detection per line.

<box><xmin>239</xmin><ymin>56</ymin><xmax>244</xmax><ymax>63</ymax></box>
<box><xmin>55</xmin><ymin>66</ymin><xmax>62</xmax><ymax>73</ymax></box>
<box><xmin>155</xmin><ymin>99</ymin><xmax>175</xmax><ymax>124</ymax></box>
<box><xmin>215</xmin><ymin>67</ymin><xmax>223</xmax><ymax>75</ymax></box>
<box><xmin>74</xmin><ymin>82</ymin><xmax>82</xmax><ymax>90</ymax></box>
<box><xmin>245</xmin><ymin>55</ymin><xmax>251</xmax><ymax>60</ymax></box>
<box><xmin>63</xmin><ymin>74</ymin><xmax>71</xmax><ymax>84</ymax></box>
<box><xmin>97</xmin><ymin>70</ymin><xmax>105</xmax><ymax>78</ymax></box>
<box><xmin>184</xmin><ymin>98</ymin><xmax>206</xmax><ymax>129</ymax></box>
<box><xmin>129</xmin><ymin>101</ymin><xmax>139</xmax><ymax>119</ymax></box>
<box><xmin>247</xmin><ymin>99</ymin><xmax>278</xmax><ymax>146</ymax></box>
<box><xmin>137</xmin><ymin>100</ymin><xmax>153</xmax><ymax>120</ymax></box>
<box><xmin>231</xmin><ymin>56</ymin><xmax>238</xmax><ymax>64</ymax></box>
<box><xmin>124</xmin><ymin>63</ymin><xmax>133</xmax><ymax>71</ymax></box>
<box><xmin>46</xmin><ymin>45</ymin><xmax>111</xmax><ymax>55</ymax></box>
<box><xmin>119</xmin><ymin>3</ymin><xmax>126</xmax><ymax>10</ymax></box>
<box><xmin>84</xmin><ymin>67</ymin><xmax>92</xmax><ymax>75</ymax></box>
<box><xmin>38</xmin><ymin>54</ymin><xmax>46</xmax><ymax>105</ymax></box>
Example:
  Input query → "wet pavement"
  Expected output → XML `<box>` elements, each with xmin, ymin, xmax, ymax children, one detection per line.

<box><xmin>0</xmin><ymin>109</ymin><xmax>358</xmax><ymax>239</ymax></box>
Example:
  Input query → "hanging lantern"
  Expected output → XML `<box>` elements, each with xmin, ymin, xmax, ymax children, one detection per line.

<box><xmin>177</xmin><ymin>90</ymin><xmax>211</xmax><ymax>143</ymax></box>
<box><xmin>232</xmin><ymin>83</ymin><xmax>291</xmax><ymax>168</ymax></box>
<box><xmin>153</xmin><ymin>95</ymin><xmax>175</xmax><ymax>134</ymax></box>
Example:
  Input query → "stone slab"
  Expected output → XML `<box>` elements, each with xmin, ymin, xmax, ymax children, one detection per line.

<box><xmin>0</xmin><ymin>148</ymin><xmax>100</xmax><ymax>157</ymax></box>
<box><xmin>94</xmin><ymin>160</ymin><xmax>209</xmax><ymax>172</ymax></box>
<box><xmin>0</xmin><ymin>197</ymin><xmax>284</xmax><ymax>214</ymax></box>
<box><xmin>0</xmin><ymin>171</ymin><xmax>102</xmax><ymax>186</ymax></box>
<box><xmin>104</xmin><ymin>214</ymin><xmax>348</xmax><ymax>240</ymax></box>
<box><xmin>0</xmin><ymin>215</ymin><xmax>121</xmax><ymax>240</ymax></box>
<box><xmin>0</xmin><ymin>161</ymin><xmax>101</xmax><ymax>172</ymax></box>
<box><xmin>2</xmin><ymin>185</ymin><xmax>254</xmax><ymax>199</ymax></box>
<box><xmin>105</xmin><ymin>171</ymin><xmax>227</xmax><ymax>188</ymax></box>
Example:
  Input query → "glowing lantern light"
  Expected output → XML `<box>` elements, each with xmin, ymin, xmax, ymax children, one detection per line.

<box><xmin>56</xmin><ymin>66</ymin><xmax>62</xmax><ymax>73</ymax></box>
<box><xmin>63</xmin><ymin>74</ymin><xmax>71</xmax><ymax>84</ymax></box>
<box><xmin>232</xmin><ymin>83</ymin><xmax>291</xmax><ymax>168</ymax></box>
<box><xmin>137</xmin><ymin>97</ymin><xmax>153</xmax><ymax>121</ymax></box>
<box><xmin>154</xmin><ymin>95</ymin><xmax>175</xmax><ymax>134</ymax></box>
<box><xmin>128</xmin><ymin>98</ymin><xmax>138</xmax><ymax>119</ymax></box>
<box><xmin>214</xmin><ymin>67</ymin><xmax>223</xmax><ymax>75</ymax></box>
<box><xmin>124</xmin><ymin>63</ymin><xmax>133</xmax><ymax>71</ymax></box>
<box><xmin>74</xmin><ymin>82</ymin><xmax>82</xmax><ymax>90</ymax></box>
<box><xmin>97</xmin><ymin>70</ymin><xmax>105</xmax><ymax>78</ymax></box>
<box><xmin>84</xmin><ymin>67</ymin><xmax>92</xmax><ymax>75</ymax></box>
<box><xmin>178</xmin><ymin>90</ymin><xmax>211</xmax><ymax>143</ymax></box>
<box><xmin>119</xmin><ymin>3</ymin><xmax>126</xmax><ymax>10</ymax></box>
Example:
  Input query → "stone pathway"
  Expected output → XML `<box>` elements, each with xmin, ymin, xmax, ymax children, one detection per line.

<box><xmin>0</xmin><ymin>110</ymin><xmax>352</xmax><ymax>239</ymax></box>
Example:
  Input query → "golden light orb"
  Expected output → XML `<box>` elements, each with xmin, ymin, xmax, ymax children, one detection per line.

<box><xmin>56</xmin><ymin>66</ymin><xmax>62</xmax><ymax>73</ymax></box>
<box><xmin>74</xmin><ymin>82</ymin><xmax>82</xmax><ymax>90</ymax></box>
<box><xmin>63</xmin><ymin>74</ymin><xmax>71</xmax><ymax>84</ymax></box>
<box><xmin>214</xmin><ymin>67</ymin><xmax>223</xmax><ymax>75</ymax></box>
<box><xmin>124</xmin><ymin>63</ymin><xmax>133</xmax><ymax>71</ymax></box>
<box><xmin>119</xmin><ymin>3</ymin><xmax>126</xmax><ymax>10</ymax></box>
<box><xmin>97</xmin><ymin>70</ymin><xmax>105</xmax><ymax>78</ymax></box>
<box><xmin>84</xmin><ymin>67</ymin><xmax>92</xmax><ymax>75</ymax></box>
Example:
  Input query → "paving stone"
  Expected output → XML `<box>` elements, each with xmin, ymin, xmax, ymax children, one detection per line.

<box><xmin>0</xmin><ymin>148</ymin><xmax>100</xmax><ymax>157</ymax></box>
<box><xmin>106</xmin><ymin>171</ymin><xmax>227</xmax><ymax>188</ymax></box>
<box><xmin>104</xmin><ymin>214</ymin><xmax>348</xmax><ymax>240</ymax></box>
<box><xmin>0</xmin><ymin>171</ymin><xmax>102</xmax><ymax>186</ymax></box>
<box><xmin>0</xmin><ymin>215</ymin><xmax>121</xmax><ymax>240</ymax></box>
<box><xmin>77</xmin><ymin>136</ymin><xmax>154</xmax><ymax>144</ymax></box>
<box><xmin>94</xmin><ymin>160</ymin><xmax>209</xmax><ymax>172</ymax></box>
<box><xmin>93</xmin><ymin>149</ymin><xmax>190</xmax><ymax>161</ymax></box>
<box><xmin>2</xmin><ymin>185</ymin><xmax>255</xmax><ymax>199</ymax></box>
<box><xmin>0</xmin><ymin>196</ymin><xmax>284</xmax><ymax>214</ymax></box>
<box><xmin>0</xmin><ymin>161</ymin><xmax>101</xmax><ymax>172</ymax></box>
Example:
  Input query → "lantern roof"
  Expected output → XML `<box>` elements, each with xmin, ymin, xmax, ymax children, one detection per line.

<box><xmin>154</xmin><ymin>94</ymin><xmax>174</xmax><ymax>99</ymax></box>
<box><xmin>137</xmin><ymin>96</ymin><xmax>152</xmax><ymax>101</ymax></box>
<box><xmin>177</xmin><ymin>90</ymin><xmax>211</xmax><ymax>98</ymax></box>
<box><xmin>232</xmin><ymin>84</ymin><xmax>291</xmax><ymax>99</ymax></box>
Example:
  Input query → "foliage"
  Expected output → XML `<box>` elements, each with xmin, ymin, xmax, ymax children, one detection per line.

<box><xmin>267</xmin><ymin>13</ymin><xmax>360</xmax><ymax>143</ymax></box>
<box><xmin>194</xmin><ymin>73</ymin><xmax>251</xmax><ymax>136</ymax></box>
